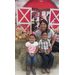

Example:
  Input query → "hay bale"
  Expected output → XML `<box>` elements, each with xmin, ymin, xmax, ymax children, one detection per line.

<box><xmin>15</xmin><ymin>43</ymin><xmax>21</xmax><ymax>59</ymax></box>
<box><xmin>18</xmin><ymin>51</ymin><xmax>59</xmax><ymax>71</ymax></box>
<box><xmin>15</xmin><ymin>41</ymin><xmax>59</xmax><ymax>71</ymax></box>
<box><xmin>36</xmin><ymin>52</ymin><xmax>59</xmax><ymax>69</ymax></box>
<box><xmin>15</xmin><ymin>41</ymin><xmax>27</xmax><ymax>70</ymax></box>
<box><xmin>52</xmin><ymin>52</ymin><xmax>59</xmax><ymax>68</ymax></box>
<box><xmin>15</xmin><ymin>41</ymin><xmax>26</xmax><ymax>59</ymax></box>
<box><xmin>36</xmin><ymin>54</ymin><xmax>42</xmax><ymax>68</ymax></box>
<box><xmin>18</xmin><ymin>50</ymin><xmax>27</xmax><ymax>71</ymax></box>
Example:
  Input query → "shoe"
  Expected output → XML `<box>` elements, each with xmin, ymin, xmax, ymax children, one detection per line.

<box><xmin>31</xmin><ymin>66</ymin><xmax>36</xmax><ymax>75</ymax></box>
<box><xmin>46</xmin><ymin>68</ymin><xmax>50</xmax><ymax>73</ymax></box>
<box><xmin>41</xmin><ymin>68</ymin><xmax>46</xmax><ymax>74</ymax></box>
<box><xmin>26</xmin><ymin>66</ymin><xmax>30</xmax><ymax>75</ymax></box>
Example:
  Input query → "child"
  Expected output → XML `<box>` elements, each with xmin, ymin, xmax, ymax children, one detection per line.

<box><xmin>38</xmin><ymin>31</ymin><xmax>54</xmax><ymax>74</ymax></box>
<box><xmin>25</xmin><ymin>32</ymin><xmax>38</xmax><ymax>75</ymax></box>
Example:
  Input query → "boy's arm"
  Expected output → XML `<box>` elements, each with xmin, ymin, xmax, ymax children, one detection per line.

<box><xmin>38</xmin><ymin>48</ymin><xmax>45</xmax><ymax>53</ymax></box>
<box><xmin>38</xmin><ymin>41</ymin><xmax>45</xmax><ymax>53</ymax></box>
<box><xmin>38</xmin><ymin>40</ymin><xmax>47</xmax><ymax>54</ymax></box>
<box><xmin>39</xmin><ymin>48</ymin><xmax>48</xmax><ymax>55</ymax></box>
<box><xmin>47</xmin><ymin>47</ymin><xmax>52</xmax><ymax>52</ymax></box>
<box><xmin>49</xmin><ymin>46</ymin><xmax>52</xmax><ymax>51</ymax></box>
<box><xmin>48</xmin><ymin>47</ymin><xmax>50</xmax><ymax>52</ymax></box>
<box><xmin>38</xmin><ymin>41</ymin><xmax>46</xmax><ymax>53</ymax></box>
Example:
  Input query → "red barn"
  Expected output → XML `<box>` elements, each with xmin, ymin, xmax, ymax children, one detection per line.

<box><xmin>17</xmin><ymin>0</ymin><xmax>59</xmax><ymax>32</ymax></box>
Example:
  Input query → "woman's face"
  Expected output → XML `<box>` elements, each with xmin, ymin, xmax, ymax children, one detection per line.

<box><xmin>40</xmin><ymin>22</ymin><xmax>47</xmax><ymax>31</ymax></box>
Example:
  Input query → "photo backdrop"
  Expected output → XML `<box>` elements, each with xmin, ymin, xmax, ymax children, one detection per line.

<box><xmin>15</xmin><ymin>0</ymin><xmax>59</xmax><ymax>32</ymax></box>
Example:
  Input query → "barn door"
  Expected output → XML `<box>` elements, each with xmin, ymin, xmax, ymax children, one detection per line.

<box><xmin>49</xmin><ymin>9</ymin><xmax>59</xmax><ymax>29</ymax></box>
<box><xmin>17</xmin><ymin>7</ymin><xmax>32</xmax><ymax>32</ymax></box>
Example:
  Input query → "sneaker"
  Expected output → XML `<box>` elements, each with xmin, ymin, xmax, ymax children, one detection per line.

<box><xmin>31</xmin><ymin>66</ymin><xmax>36</xmax><ymax>75</ymax></box>
<box><xmin>46</xmin><ymin>68</ymin><xmax>50</xmax><ymax>73</ymax></box>
<box><xmin>41</xmin><ymin>68</ymin><xmax>46</xmax><ymax>74</ymax></box>
<box><xmin>26</xmin><ymin>66</ymin><xmax>30</xmax><ymax>75</ymax></box>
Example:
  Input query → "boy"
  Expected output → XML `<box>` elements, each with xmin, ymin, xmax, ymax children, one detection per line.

<box><xmin>38</xmin><ymin>31</ymin><xmax>54</xmax><ymax>73</ymax></box>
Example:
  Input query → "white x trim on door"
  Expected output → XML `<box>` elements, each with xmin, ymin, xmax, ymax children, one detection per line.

<box><xmin>17</xmin><ymin>7</ymin><xmax>32</xmax><ymax>32</ymax></box>
<box><xmin>49</xmin><ymin>9</ymin><xmax>59</xmax><ymax>25</ymax></box>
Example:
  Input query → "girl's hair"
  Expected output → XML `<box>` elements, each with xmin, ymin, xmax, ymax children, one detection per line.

<box><xmin>29</xmin><ymin>34</ymin><xmax>36</xmax><ymax>38</ymax></box>
<box><xmin>41</xmin><ymin>31</ymin><xmax>48</xmax><ymax>36</ymax></box>
<box><xmin>40</xmin><ymin>20</ymin><xmax>50</xmax><ymax>32</ymax></box>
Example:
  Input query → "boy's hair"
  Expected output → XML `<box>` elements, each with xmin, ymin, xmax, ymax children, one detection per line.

<box><xmin>41</xmin><ymin>31</ymin><xmax>48</xmax><ymax>36</ymax></box>
<box><xmin>29</xmin><ymin>34</ymin><xmax>36</xmax><ymax>38</ymax></box>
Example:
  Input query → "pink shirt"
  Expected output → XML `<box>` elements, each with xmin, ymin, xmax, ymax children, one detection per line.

<box><xmin>25</xmin><ymin>41</ymin><xmax>38</xmax><ymax>53</ymax></box>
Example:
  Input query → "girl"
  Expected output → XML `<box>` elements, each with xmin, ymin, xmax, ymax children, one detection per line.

<box><xmin>38</xmin><ymin>31</ymin><xmax>54</xmax><ymax>74</ymax></box>
<box><xmin>25</xmin><ymin>32</ymin><xmax>38</xmax><ymax>75</ymax></box>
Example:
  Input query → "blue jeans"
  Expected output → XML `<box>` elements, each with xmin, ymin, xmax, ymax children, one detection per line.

<box><xmin>39</xmin><ymin>52</ymin><xmax>54</xmax><ymax>69</ymax></box>
<box><xmin>27</xmin><ymin>53</ymin><xmax>37</xmax><ymax>66</ymax></box>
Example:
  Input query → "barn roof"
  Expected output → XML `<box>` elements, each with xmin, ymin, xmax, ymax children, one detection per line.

<box><xmin>23</xmin><ymin>0</ymin><xmax>59</xmax><ymax>9</ymax></box>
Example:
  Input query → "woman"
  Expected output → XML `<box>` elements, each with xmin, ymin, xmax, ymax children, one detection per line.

<box><xmin>35</xmin><ymin>20</ymin><xmax>59</xmax><ymax>52</ymax></box>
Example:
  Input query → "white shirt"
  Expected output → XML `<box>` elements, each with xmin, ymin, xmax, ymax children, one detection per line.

<box><xmin>25</xmin><ymin>41</ymin><xmax>38</xmax><ymax>53</ymax></box>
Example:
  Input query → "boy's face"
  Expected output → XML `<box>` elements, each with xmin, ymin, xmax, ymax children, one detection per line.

<box><xmin>41</xmin><ymin>33</ymin><xmax>48</xmax><ymax>41</ymax></box>
<box><xmin>29</xmin><ymin>36</ymin><xmax>35</xmax><ymax>43</ymax></box>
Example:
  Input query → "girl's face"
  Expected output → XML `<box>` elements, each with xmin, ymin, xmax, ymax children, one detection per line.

<box><xmin>40</xmin><ymin>22</ymin><xmax>47</xmax><ymax>31</ymax></box>
<box><xmin>29</xmin><ymin>36</ymin><xmax>36</xmax><ymax>43</ymax></box>
<box><xmin>41</xmin><ymin>33</ymin><xmax>48</xmax><ymax>41</ymax></box>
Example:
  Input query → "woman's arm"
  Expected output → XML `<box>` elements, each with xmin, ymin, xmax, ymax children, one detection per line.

<box><xmin>50</xmin><ymin>29</ymin><xmax>55</xmax><ymax>46</ymax></box>
<box><xmin>51</xmin><ymin>36</ymin><xmax>55</xmax><ymax>46</ymax></box>
<box><xmin>36</xmin><ymin>37</ymin><xmax>39</xmax><ymax>42</ymax></box>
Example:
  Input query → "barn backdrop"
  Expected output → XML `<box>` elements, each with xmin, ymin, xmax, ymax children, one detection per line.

<box><xmin>16</xmin><ymin>0</ymin><xmax>59</xmax><ymax>32</ymax></box>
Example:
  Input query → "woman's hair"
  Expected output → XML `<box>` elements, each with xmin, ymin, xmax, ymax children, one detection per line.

<box><xmin>41</xmin><ymin>31</ymin><xmax>48</xmax><ymax>36</ymax></box>
<box><xmin>40</xmin><ymin>20</ymin><xmax>50</xmax><ymax>32</ymax></box>
<box><xmin>29</xmin><ymin>34</ymin><xmax>36</xmax><ymax>38</ymax></box>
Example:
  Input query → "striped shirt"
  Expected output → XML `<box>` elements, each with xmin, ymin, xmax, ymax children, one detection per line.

<box><xmin>38</xmin><ymin>39</ymin><xmax>51</xmax><ymax>53</ymax></box>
